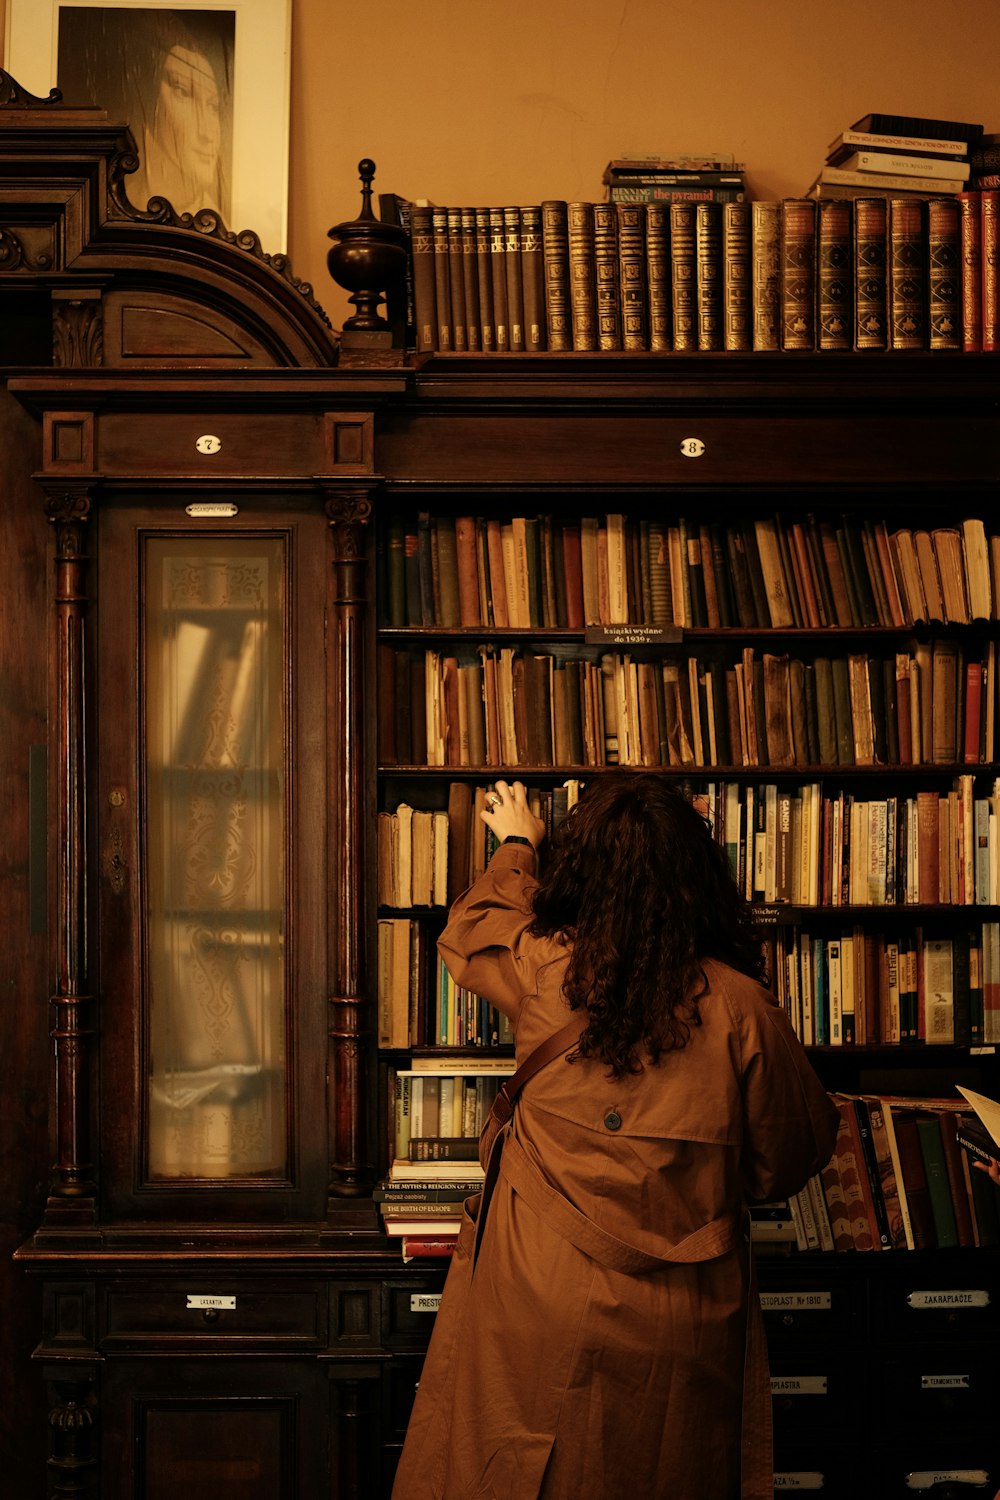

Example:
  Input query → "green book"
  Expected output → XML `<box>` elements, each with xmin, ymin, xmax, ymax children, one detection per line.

<box><xmin>915</xmin><ymin>1115</ymin><xmax>958</xmax><ymax>1249</ymax></box>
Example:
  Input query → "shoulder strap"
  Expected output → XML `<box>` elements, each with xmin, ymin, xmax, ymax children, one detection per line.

<box><xmin>496</xmin><ymin>1015</ymin><xmax>586</xmax><ymax>1116</ymax></box>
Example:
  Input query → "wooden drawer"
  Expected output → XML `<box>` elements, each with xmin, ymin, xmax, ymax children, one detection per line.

<box><xmin>101</xmin><ymin>1281</ymin><xmax>326</xmax><ymax>1347</ymax></box>
<box><xmin>769</xmin><ymin>1355</ymin><xmax>851</xmax><ymax>1452</ymax></box>
<box><xmin>380</xmin><ymin>1277</ymin><xmax>446</xmax><ymax>1347</ymax></box>
<box><xmin>758</xmin><ymin>1271</ymin><xmax>859</xmax><ymax>1348</ymax></box>
<box><xmin>872</xmin><ymin>1271</ymin><xmax>1000</xmax><ymax>1343</ymax></box>
<box><xmin>873</xmin><ymin>1346</ymin><xmax>996</xmax><ymax>1432</ymax></box>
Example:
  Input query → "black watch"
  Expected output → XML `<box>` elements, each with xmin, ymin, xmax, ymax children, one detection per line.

<box><xmin>502</xmin><ymin>835</ymin><xmax>534</xmax><ymax>847</ymax></box>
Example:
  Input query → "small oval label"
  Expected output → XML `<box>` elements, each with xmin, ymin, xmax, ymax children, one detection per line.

<box><xmin>195</xmin><ymin>434</ymin><xmax>222</xmax><ymax>454</ymax></box>
<box><xmin>680</xmin><ymin>437</ymin><xmax>705</xmax><ymax>458</ymax></box>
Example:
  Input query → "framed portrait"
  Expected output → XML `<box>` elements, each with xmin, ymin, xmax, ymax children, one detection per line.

<box><xmin>5</xmin><ymin>0</ymin><xmax>291</xmax><ymax>252</ymax></box>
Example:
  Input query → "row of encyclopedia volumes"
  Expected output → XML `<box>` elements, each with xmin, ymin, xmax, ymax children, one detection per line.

<box><xmin>707</xmin><ymin>776</ymin><xmax>1000</xmax><ymax>910</ymax></box>
<box><xmin>378</xmin><ymin>920</ymin><xmax>516</xmax><ymax>1049</ymax></box>
<box><xmin>378</xmin><ymin>641</ymin><xmax>1000</xmax><ymax>772</ymax></box>
<box><xmin>391</xmin><ymin>193</ymin><xmax>988</xmax><ymax>355</ymax></box>
<box><xmin>379</xmin><ymin>511</ymin><xmax>999</xmax><ymax>634</ymax></box>
<box><xmin>763</xmin><ymin>922</ymin><xmax>1000</xmax><ymax>1046</ymax></box>
<box><xmin>791</xmin><ymin>1094</ymin><xmax>1000</xmax><ymax>1252</ymax></box>
<box><xmin>391</xmin><ymin>1068</ymin><xmax>512</xmax><ymax>1160</ymax></box>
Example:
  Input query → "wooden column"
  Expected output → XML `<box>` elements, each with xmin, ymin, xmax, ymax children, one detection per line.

<box><xmin>324</xmin><ymin>486</ymin><xmax>374</xmax><ymax>1201</ymax></box>
<box><xmin>42</xmin><ymin>485</ymin><xmax>97</xmax><ymax>1224</ymax></box>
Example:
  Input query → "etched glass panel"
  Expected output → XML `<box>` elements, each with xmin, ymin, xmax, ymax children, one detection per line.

<box><xmin>145</xmin><ymin>538</ymin><xmax>287</xmax><ymax>1178</ymax></box>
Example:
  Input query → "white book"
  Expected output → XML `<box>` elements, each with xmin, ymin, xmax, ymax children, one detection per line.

<box><xmin>811</xmin><ymin>164</ymin><xmax>966</xmax><ymax>195</ymax></box>
<box><xmin>838</xmin><ymin>150</ymin><xmax>970</xmax><ymax>181</ymax></box>
<box><xmin>923</xmin><ymin>938</ymin><xmax>955</xmax><ymax>1044</ymax></box>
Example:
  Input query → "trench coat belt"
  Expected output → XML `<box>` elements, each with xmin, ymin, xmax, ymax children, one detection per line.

<box><xmin>499</xmin><ymin>1131</ymin><xmax>740</xmax><ymax>1273</ymax></box>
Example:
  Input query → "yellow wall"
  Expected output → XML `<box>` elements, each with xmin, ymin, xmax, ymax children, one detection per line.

<box><xmin>3</xmin><ymin>0</ymin><xmax>998</xmax><ymax>332</ymax></box>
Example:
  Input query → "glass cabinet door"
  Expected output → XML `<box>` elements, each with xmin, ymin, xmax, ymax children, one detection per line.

<box><xmin>97</xmin><ymin>503</ymin><xmax>330</xmax><ymax>1221</ymax></box>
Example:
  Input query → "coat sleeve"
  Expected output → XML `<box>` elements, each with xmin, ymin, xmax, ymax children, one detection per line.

<box><xmin>436</xmin><ymin>843</ymin><xmax>543</xmax><ymax>1023</ymax></box>
<box><xmin>737</xmin><ymin>993</ymin><xmax>839</xmax><ymax>1204</ymax></box>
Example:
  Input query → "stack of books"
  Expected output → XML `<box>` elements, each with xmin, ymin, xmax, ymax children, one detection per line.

<box><xmin>378</xmin><ymin>1058</ymin><xmax>516</xmax><ymax>1258</ymax></box>
<box><xmin>808</xmin><ymin>110</ymin><xmax>983</xmax><ymax>201</ymax></box>
<box><xmin>602</xmin><ymin>154</ymin><xmax>746</xmax><ymax>206</ymax></box>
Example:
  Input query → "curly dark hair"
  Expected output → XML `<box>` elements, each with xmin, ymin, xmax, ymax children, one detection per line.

<box><xmin>530</xmin><ymin>774</ymin><xmax>765</xmax><ymax>1078</ymax></box>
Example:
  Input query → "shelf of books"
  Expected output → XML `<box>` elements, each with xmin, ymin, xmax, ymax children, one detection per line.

<box><xmin>372</xmin><ymin>488</ymin><xmax>1000</xmax><ymax>1272</ymax></box>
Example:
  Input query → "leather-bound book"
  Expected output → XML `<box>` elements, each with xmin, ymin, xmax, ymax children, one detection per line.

<box><xmin>888</xmin><ymin>198</ymin><xmax>926</xmax><ymax>349</ymax></box>
<box><xmin>410</xmin><ymin>203</ymin><xmax>437</xmax><ymax>353</ymax></box>
<box><xmin>593</xmin><ymin>202</ymin><xmax>622</xmax><ymax>350</ymax></box>
<box><xmin>541</xmin><ymin>200</ymin><xmax>572</xmax><ymax>351</ymax></box>
<box><xmin>645</xmin><ymin>202</ymin><xmax>672</xmax><ymax>350</ymax></box>
<box><xmin>830</xmin><ymin>656</ymin><xmax>855</xmax><ymax>765</ymax></box>
<box><xmin>722</xmin><ymin>201</ymin><xmax>751</xmax><ymax>350</ymax></box>
<box><xmin>446</xmin><ymin>207</ymin><xmax>468</xmax><ymax>353</ymax></box>
<box><xmin>853</xmin><ymin>197</ymin><xmax>888</xmax><ymax>350</ymax></box>
<box><xmin>459</xmin><ymin>207</ymin><xmax>480</xmax><ymax>352</ymax></box>
<box><xmin>503</xmin><ymin>206</ymin><xmax>525</xmax><ymax>352</ymax></box>
<box><xmin>474</xmin><ymin>206</ymin><xmax>495</xmax><ymax>352</ymax></box>
<box><xmin>567</xmin><ymin>202</ymin><xmax>598</xmax><ymax>350</ymax></box>
<box><xmin>814</xmin><ymin>659</ymin><xmax>838</xmax><ymax>767</ymax></box>
<box><xmin>489</xmin><ymin>206</ymin><xmax>509</xmax><ymax>352</ymax></box>
<box><xmin>431</xmin><ymin>205</ymin><xmax>453</xmax><ymax>352</ymax></box>
<box><xmin>930</xmin><ymin>639</ymin><xmax>959</xmax><ymax>764</ymax></box>
<box><xmin>454</xmin><ymin>516</ymin><xmax>480</xmax><ymax>628</ymax></box>
<box><xmin>817</xmin><ymin>198</ymin><xmax>852</xmax><ymax>350</ymax></box>
<box><xmin>926</xmin><ymin>196</ymin><xmax>961</xmax><ymax>349</ymax></box>
<box><xmin>669</xmin><ymin>202</ymin><xmax>698</xmax><ymax>350</ymax></box>
<box><xmin>616</xmin><ymin>203</ymin><xmax>648</xmax><ymax>350</ymax></box>
<box><xmin>982</xmin><ymin>189</ymin><xmax>1000</xmax><ymax>351</ymax></box>
<box><xmin>956</xmin><ymin>189</ymin><xmax>983</xmax><ymax>352</ymax></box>
<box><xmin>780</xmin><ymin>198</ymin><xmax>816</xmax><ymax>349</ymax></box>
<box><xmin>751</xmin><ymin>201</ymin><xmax>780</xmax><ymax>350</ymax></box>
<box><xmin>520</xmin><ymin>205</ymin><xmax>545</xmax><ymax>352</ymax></box>
<box><xmin>433</xmin><ymin>517</ymin><xmax>461</xmax><ymax>627</ymax></box>
<box><xmin>695</xmin><ymin>201</ymin><xmax>723</xmax><ymax>350</ymax></box>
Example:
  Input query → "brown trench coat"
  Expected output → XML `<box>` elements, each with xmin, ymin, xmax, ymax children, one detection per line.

<box><xmin>392</xmin><ymin>843</ymin><xmax>838</xmax><ymax>1500</ymax></box>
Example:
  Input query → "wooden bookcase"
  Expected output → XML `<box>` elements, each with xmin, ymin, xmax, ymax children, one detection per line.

<box><xmin>2</xmin><ymin>79</ymin><xmax>999</xmax><ymax>1500</ymax></box>
<box><xmin>370</xmin><ymin>352</ymin><xmax>1000</xmax><ymax>1498</ymax></box>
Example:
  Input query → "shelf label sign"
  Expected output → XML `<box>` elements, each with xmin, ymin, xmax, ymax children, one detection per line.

<box><xmin>185</xmin><ymin>502</ymin><xmax>238</xmax><ymax>517</ymax></box>
<box><xmin>773</xmin><ymin>1477</ymin><xmax>825</xmax><ymax>1491</ymax></box>
<box><xmin>770</xmin><ymin>1376</ymin><xmax>827</xmax><ymax>1395</ymax></box>
<box><xmin>760</xmin><ymin>1291</ymin><xmax>831</xmax><ymax>1311</ymax></box>
<box><xmin>906</xmin><ymin>1473</ymin><xmax>989</xmax><ymax>1490</ymax></box>
<box><xmin>185</xmin><ymin>1294</ymin><xmax>236</xmax><ymax>1310</ymax></box>
<box><xmin>585</xmin><ymin>625</ymin><xmax>683</xmax><ymax>646</ymax></box>
<box><xmin>410</xmin><ymin>1294</ymin><xmax>442</xmax><ymax>1313</ymax></box>
<box><xmin>920</xmin><ymin>1374</ymin><xmax>970</xmax><ymax>1388</ymax></box>
<box><xmin>907</xmin><ymin>1290</ymin><xmax>989</xmax><ymax>1309</ymax></box>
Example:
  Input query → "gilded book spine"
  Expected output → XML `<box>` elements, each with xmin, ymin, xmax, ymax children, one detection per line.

<box><xmin>780</xmin><ymin>198</ymin><xmax>816</xmax><ymax>350</ymax></box>
<box><xmin>616</xmin><ymin>203</ymin><xmax>649</xmax><ymax>350</ymax></box>
<box><xmin>410</xmin><ymin>203</ymin><xmax>437</xmax><ymax>353</ymax></box>
<box><xmin>982</xmin><ymin>189</ymin><xmax>1000</xmax><ymax>352</ymax></box>
<box><xmin>567</xmin><ymin>202</ymin><xmax>598</xmax><ymax>351</ymax></box>
<box><xmin>853</xmin><ymin>197</ymin><xmax>888</xmax><ymax>350</ymax></box>
<box><xmin>669</xmin><ymin>202</ymin><xmax>698</xmax><ymax>351</ymax></box>
<box><xmin>541</xmin><ymin>200</ymin><xmax>572</xmax><ymax>351</ymax></box>
<box><xmin>696</xmin><ymin>201</ymin><xmax>723</xmax><ymax>351</ymax></box>
<box><xmin>645</xmin><ymin>202</ymin><xmax>672</xmax><ymax>350</ymax></box>
<box><xmin>475</xmin><ymin>206</ymin><xmax>495</xmax><ymax>352</ymax></box>
<box><xmin>593</xmin><ymin>202</ymin><xmax>622</xmax><ymax>350</ymax></box>
<box><xmin>520</xmin><ymin>204</ymin><xmax>546</xmax><ymax>353</ymax></box>
<box><xmin>751</xmin><ymin>201</ymin><xmax>780</xmax><ymax>350</ymax></box>
<box><xmin>722</xmin><ymin>201</ymin><xmax>751</xmax><ymax>351</ymax></box>
<box><xmin>957</xmin><ymin>190</ymin><xmax>983</xmax><ymax>352</ymax></box>
<box><xmin>817</xmin><ymin>199</ymin><xmax>852</xmax><ymax>350</ymax></box>
<box><xmin>888</xmin><ymin>198</ymin><xmax>926</xmax><ymax>349</ymax></box>
<box><xmin>431</xmin><ymin>205</ymin><xmax>453</xmax><ymax>352</ymax></box>
<box><xmin>460</xmin><ymin>206</ymin><xmax>481</xmax><ymax>352</ymax></box>
<box><xmin>489</xmin><ymin>206</ymin><xmax>509</xmax><ymax>352</ymax></box>
<box><xmin>926</xmin><ymin>196</ymin><xmax>961</xmax><ymax>350</ymax></box>
<box><xmin>446</xmin><ymin>206</ymin><xmax>467</xmax><ymax>351</ymax></box>
<box><xmin>503</xmin><ymin>206</ymin><xmax>525</xmax><ymax>352</ymax></box>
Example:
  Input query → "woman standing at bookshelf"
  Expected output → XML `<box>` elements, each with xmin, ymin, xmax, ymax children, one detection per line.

<box><xmin>392</xmin><ymin>774</ymin><xmax>837</xmax><ymax>1500</ymax></box>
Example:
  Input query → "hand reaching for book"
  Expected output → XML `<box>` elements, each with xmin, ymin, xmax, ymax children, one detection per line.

<box><xmin>482</xmin><ymin>779</ymin><xmax>546</xmax><ymax>848</ymax></box>
<box><xmin>973</xmin><ymin>1158</ymin><xmax>1000</xmax><ymax>1188</ymax></box>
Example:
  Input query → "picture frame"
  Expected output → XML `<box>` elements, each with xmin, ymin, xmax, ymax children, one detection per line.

<box><xmin>4</xmin><ymin>0</ymin><xmax>291</xmax><ymax>252</ymax></box>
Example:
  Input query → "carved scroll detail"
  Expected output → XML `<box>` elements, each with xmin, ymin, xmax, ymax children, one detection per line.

<box><xmin>53</xmin><ymin>300</ymin><xmax>104</xmax><ymax>368</ymax></box>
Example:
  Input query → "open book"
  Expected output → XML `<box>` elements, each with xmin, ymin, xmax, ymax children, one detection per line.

<box><xmin>955</xmin><ymin>1086</ymin><xmax>1000</xmax><ymax>1166</ymax></box>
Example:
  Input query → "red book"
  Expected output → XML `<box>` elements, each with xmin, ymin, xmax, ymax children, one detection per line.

<box><xmin>957</xmin><ymin>191</ymin><xmax>982</xmax><ymax>352</ymax></box>
<box><xmin>454</xmin><ymin>515</ymin><xmax>482</xmax><ymax>626</ymax></box>
<box><xmin>982</xmin><ymin>190</ymin><xmax>1000</xmax><ymax>352</ymax></box>
<box><xmin>895</xmin><ymin>664</ymin><xmax>913</xmax><ymax>764</ymax></box>
<box><xmin>561</xmin><ymin>523</ymin><xmax>585</xmax><ymax>628</ymax></box>
<box><xmin>400</xmin><ymin>1236</ymin><xmax>458</xmax><ymax>1262</ymax></box>
<box><xmin>831</xmin><ymin>1099</ymin><xmax>875</xmax><ymax>1250</ymax></box>
<box><xmin>890</xmin><ymin>1108</ymin><xmax>937</xmax><ymax>1249</ymax></box>
<box><xmin>963</xmin><ymin>660</ymin><xmax>983</xmax><ymax>764</ymax></box>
